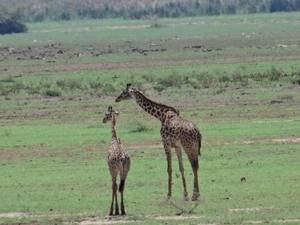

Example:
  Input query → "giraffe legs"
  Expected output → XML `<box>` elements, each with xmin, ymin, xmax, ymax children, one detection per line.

<box><xmin>192</xmin><ymin>167</ymin><xmax>200</xmax><ymax>201</ymax></box>
<box><xmin>163</xmin><ymin>144</ymin><xmax>172</xmax><ymax>199</ymax></box>
<box><xmin>189</xmin><ymin>157</ymin><xmax>200</xmax><ymax>201</ymax></box>
<box><xmin>163</xmin><ymin>143</ymin><xmax>200</xmax><ymax>201</ymax></box>
<box><xmin>175</xmin><ymin>147</ymin><xmax>188</xmax><ymax>201</ymax></box>
<box><xmin>110</xmin><ymin>178</ymin><xmax>119</xmax><ymax>216</ymax></box>
<box><xmin>119</xmin><ymin>179</ymin><xmax>126</xmax><ymax>215</ymax></box>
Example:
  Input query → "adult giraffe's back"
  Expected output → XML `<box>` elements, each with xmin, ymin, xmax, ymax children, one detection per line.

<box><xmin>115</xmin><ymin>84</ymin><xmax>201</xmax><ymax>201</ymax></box>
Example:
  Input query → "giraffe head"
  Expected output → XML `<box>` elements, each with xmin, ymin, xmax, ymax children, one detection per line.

<box><xmin>102</xmin><ymin>106</ymin><xmax>121</xmax><ymax>123</ymax></box>
<box><xmin>115</xmin><ymin>83</ymin><xmax>133</xmax><ymax>102</ymax></box>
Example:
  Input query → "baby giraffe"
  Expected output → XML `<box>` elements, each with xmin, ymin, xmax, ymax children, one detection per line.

<box><xmin>102</xmin><ymin>106</ymin><xmax>130</xmax><ymax>216</ymax></box>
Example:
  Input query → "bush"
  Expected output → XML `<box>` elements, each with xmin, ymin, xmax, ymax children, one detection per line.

<box><xmin>68</xmin><ymin>79</ymin><xmax>82</xmax><ymax>90</ymax></box>
<box><xmin>56</xmin><ymin>79</ymin><xmax>66</xmax><ymax>88</ymax></box>
<box><xmin>0</xmin><ymin>4</ymin><xmax>27</xmax><ymax>34</ymax></box>
<box><xmin>269</xmin><ymin>67</ymin><xmax>282</xmax><ymax>81</ymax></box>
<box><xmin>0</xmin><ymin>83</ymin><xmax>9</xmax><ymax>96</ymax></box>
<box><xmin>195</xmin><ymin>70</ymin><xmax>214</xmax><ymax>88</ymax></box>
<box><xmin>231</xmin><ymin>71</ymin><xmax>243</xmax><ymax>82</ymax></box>
<box><xmin>11</xmin><ymin>82</ymin><xmax>24</xmax><ymax>94</ymax></box>
<box><xmin>44</xmin><ymin>89</ymin><xmax>61</xmax><ymax>97</ymax></box>
<box><xmin>153</xmin><ymin>86</ymin><xmax>165</xmax><ymax>93</ymax></box>
<box><xmin>219</xmin><ymin>75</ymin><xmax>230</xmax><ymax>83</ymax></box>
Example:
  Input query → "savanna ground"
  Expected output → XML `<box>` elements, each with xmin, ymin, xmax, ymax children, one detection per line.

<box><xmin>0</xmin><ymin>12</ymin><xmax>300</xmax><ymax>224</ymax></box>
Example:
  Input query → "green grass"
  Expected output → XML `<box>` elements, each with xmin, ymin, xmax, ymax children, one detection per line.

<box><xmin>1</xmin><ymin>12</ymin><xmax>300</xmax><ymax>224</ymax></box>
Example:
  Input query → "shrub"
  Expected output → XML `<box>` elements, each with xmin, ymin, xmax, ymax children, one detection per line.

<box><xmin>55</xmin><ymin>79</ymin><xmax>65</xmax><ymax>88</ymax></box>
<box><xmin>40</xmin><ymin>80</ymin><xmax>52</xmax><ymax>89</ymax></box>
<box><xmin>68</xmin><ymin>79</ymin><xmax>82</xmax><ymax>90</ymax></box>
<box><xmin>250</xmin><ymin>72</ymin><xmax>268</xmax><ymax>81</ymax></box>
<box><xmin>0</xmin><ymin>4</ymin><xmax>27</xmax><ymax>34</ymax></box>
<box><xmin>153</xmin><ymin>86</ymin><xmax>165</xmax><ymax>93</ymax></box>
<box><xmin>219</xmin><ymin>75</ymin><xmax>230</xmax><ymax>83</ymax></box>
<box><xmin>231</xmin><ymin>71</ymin><xmax>243</xmax><ymax>82</ymax></box>
<box><xmin>214</xmin><ymin>84</ymin><xmax>226</xmax><ymax>95</ymax></box>
<box><xmin>44</xmin><ymin>89</ymin><xmax>61</xmax><ymax>97</ymax></box>
<box><xmin>11</xmin><ymin>82</ymin><xmax>24</xmax><ymax>94</ymax></box>
<box><xmin>196</xmin><ymin>71</ymin><xmax>214</xmax><ymax>88</ymax></box>
<box><xmin>269</xmin><ymin>67</ymin><xmax>282</xmax><ymax>81</ymax></box>
<box><xmin>27</xmin><ymin>87</ymin><xmax>40</xmax><ymax>95</ymax></box>
<box><xmin>0</xmin><ymin>83</ymin><xmax>9</xmax><ymax>96</ymax></box>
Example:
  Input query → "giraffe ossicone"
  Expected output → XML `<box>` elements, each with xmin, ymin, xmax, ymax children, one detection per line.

<box><xmin>115</xmin><ymin>84</ymin><xmax>201</xmax><ymax>201</ymax></box>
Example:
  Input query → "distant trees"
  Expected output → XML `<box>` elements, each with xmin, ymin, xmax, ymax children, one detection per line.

<box><xmin>23</xmin><ymin>0</ymin><xmax>265</xmax><ymax>22</ymax></box>
<box><xmin>0</xmin><ymin>4</ymin><xmax>27</xmax><ymax>34</ymax></box>
<box><xmin>269</xmin><ymin>0</ymin><xmax>300</xmax><ymax>12</ymax></box>
<box><xmin>1</xmin><ymin>0</ymin><xmax>300</xmax><ymax>25</ymax></box>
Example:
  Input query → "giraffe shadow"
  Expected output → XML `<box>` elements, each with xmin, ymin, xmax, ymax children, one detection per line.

<box><xmin>156</xmin><ymin>197</ymin><xmax>201</xmax><ymax>215</ymax></box>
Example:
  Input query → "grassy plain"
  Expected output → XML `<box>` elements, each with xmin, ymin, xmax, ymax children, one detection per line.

<box><xmin>1</xmin><ymin>12</ymin><xmax>300</xmax><ymax>224</ymax></box>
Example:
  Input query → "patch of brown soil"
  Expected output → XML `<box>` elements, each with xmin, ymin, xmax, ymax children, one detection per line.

<box><xmin>0</xmin><ymin>212</ymin><xmax>27</xmax><ymax>218</ymax></box>
<box><xmin>78</xmin><ymin>216</ymin><xmax>141</xmax><ymax>225</ymax></box>
<box><xmin>229</xmin><ymin>207</ymin><xmax>261</xmax><ymax>212</ymax></box>
<box><xmin>78</xmin><ymin>214</ymin><xmax>207</xmax><ymax>225</ymax></box>
<box><xmin>146</xmin><ymin>214</ymin><xmax>205</xmax><ymax>220</ymax></box>
<box><xmin>245</xmin><ymin>219</ymin><xmax>300</xmax><ymax>224</ymax></box>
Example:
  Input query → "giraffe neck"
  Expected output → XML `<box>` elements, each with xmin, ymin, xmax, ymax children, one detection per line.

<box><xmin>130</xmin><ymin>88</ymin><xmax>179</xmax><ymax>121</ymax></box>
<box><xmin>111</xmin><ymin>112</ymin><xmax>118</xmax><ymax>141</ymax></box>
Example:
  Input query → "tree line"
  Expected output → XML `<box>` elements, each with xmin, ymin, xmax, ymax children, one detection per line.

<box><xmin>1</xmin><ymin>0</ymin><xmax>300</xmax><ymax>34</ymax></box>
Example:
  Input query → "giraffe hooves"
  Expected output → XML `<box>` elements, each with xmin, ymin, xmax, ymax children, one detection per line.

<box><xmin>191</xmin><ymin>192</ymin><xmax>200</xmax><ymax>201</ymax></box>
<box><xmin>184</xmin><ymin>191</ymin><xmax>188</xmax><ymax>201</ymax></box>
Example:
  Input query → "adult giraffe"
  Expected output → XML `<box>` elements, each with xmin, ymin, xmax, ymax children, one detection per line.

<box><xmin>115</xmin><ymin>84</ymin><xmax>201</xmax><ymax>201</ymax></box>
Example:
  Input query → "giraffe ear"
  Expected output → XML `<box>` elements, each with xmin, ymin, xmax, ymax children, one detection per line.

<box><xmin>115</xmin><ymin>111</ymin><xmax>122</xmax><ymax>115</ymax></box>
<box><xmin>127</xmin><ymin>83</ymin><xmax>131</xmax><ymax>88</ymax></box>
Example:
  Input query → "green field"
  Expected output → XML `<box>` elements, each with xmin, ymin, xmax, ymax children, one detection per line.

<box><xmin>0</xmin><ymin>12</ymin><xmax>300</xmax><ymax>224</ymax></box>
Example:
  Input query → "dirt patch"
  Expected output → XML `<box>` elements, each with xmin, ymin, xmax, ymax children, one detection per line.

<box><xmin>146</xmin><ymin>214</ymin><xmax>205</xmax><ymax>220</ymax></box>
<box><xmin>77</xmin><ymin>216</ymin><xmax>141</xmax><ymax>225</ymax></box>
<box><xmin>272</xmin><ymin>137</ymin><xmax>300</xmax><ymax>143</ymax></box>
<box><xmin>229</xmin><ymin>207</ymin><xmax>261</xmax><ymax>212</ymax></box>
<box><xmin>78</xmin><ymin>214</ymin><xmax>207</xmax><ymax>225</ymax></box>
<box><xmin>0</xmin><ymin>212</ymin><xmax>28</xmax><ymax>218</ymax></box>
<box><xmin>245</xmin><ymin>219</ymin><xmax>300</xmax><ymax>224</ymax></box>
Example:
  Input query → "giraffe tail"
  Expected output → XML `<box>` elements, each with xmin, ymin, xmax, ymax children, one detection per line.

<box><xmin>119</xmin><ymin>179</ymin><xmax>125</xmax><ymax>192</ymax></box>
